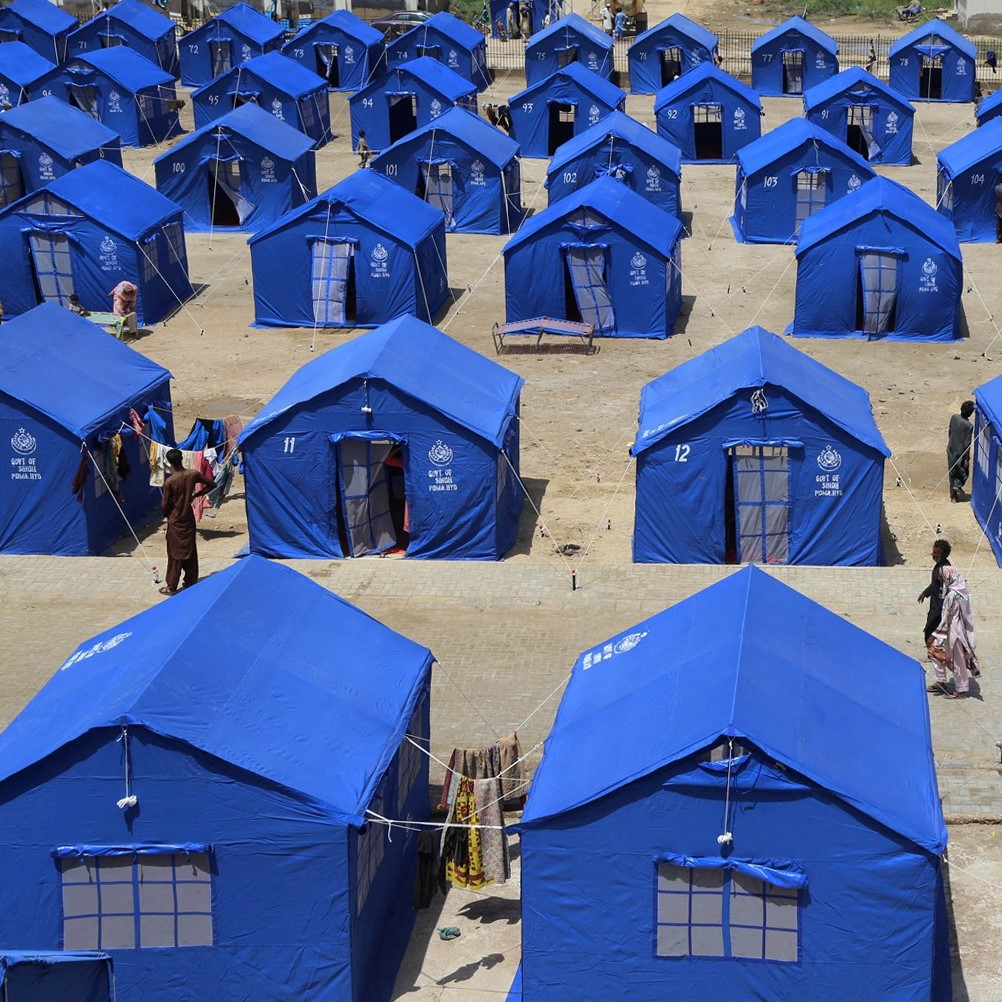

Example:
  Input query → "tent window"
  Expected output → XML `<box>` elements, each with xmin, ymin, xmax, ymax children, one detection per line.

<box><xmin>99</xmin><ymin>33</ymin><xmax>125</xmax><ymax>48</ymax></box>
<box><xmin>419</xmin><ymin>161</ymin><xmax>454</xmax><ymax>226</ymax></box>
<box><xmin>60</xmin><ymin>852</ymin><xmax>213</xmax><ymax>950</ymax></box>
<box><xmin>692</xmin><ymin>103</ymin><xmax>722</xmax><ymax>160</ymax></box>
<box><xmin>0</xmin><ymin>29</ymin><xmax>21</xmax><ymax>43</ymax></box>
<box><xmin>137</xmin><ymin>92</ymin><xmax>159</xmax><ymax>125</ymax></box>
<box><xmin>22</xmin><ymin>191</ymin><xmax>78</xmax><ymax>216</ymax></box>
<box><xmin>976</xmin><ymin>419</ymin><xmax>990</xmax><ymax>479</ymax></box>
<box><xmin>732</xmin><ymin>445</ymin><xmax>789</xmax><ymax>564</ymax></box>
<box><xmin>563</xmin><ymin>244</ymin><xmax>615</xmax><ymax>332</ymax></box>
<box><xmin>937</xmin><ymin>167</ymin><xmax>953</xmax><ymax>212</ymax></box>
<box><xmin>299</xmin><ymin>96</ymin><xmax>316</xmax><ymax>130</ymax></box>
<box><xmin>656</xmin><ymin>863</ymin><xmax>800</xmax><ymax>962</ymax></box>
<box><xmin>781</xmin><ymin>50</ymin><xmax>804</xmax><ymax>95</ymax></box>
<box><xmin>794</xmin><ymin>170</ymin><xmax>827</xmax><ymax>232</ymax></box>
<box><xmin>66</xmin><ymin>84</ymin><xmax>99</xmax><ymax>119</ymax></box>
<box><xmin>397</xmin><ymin>696</ymin><xmax>427</xmax><ymax>815</ymax></box>
<box><xmin>356</xmin><ymin>777</ymin><xmax>387</xmax><ymax>915</ymax></box>
<box><xmin>996</xmin><ymin>446</ymin><xmax>1002</xmax><ymax>503</ymax></box>
<box><xmin>141</xmin><ymin>235</ymin><xmax>159</xmax><ymax>283</ymax></box>
<box><xmin>0</xmin><ymin>151</ymin><xmax>23</xmax><ymax>207</ymax></box>
<box><xmin>209</xmin><ymin>39</ymin><xmax>232</xmax><ymax>77</ymax></box>
<box><xmin>28</xmin><ymin>231</ymin><xmax>75</xmax><ymax>305</ymax></box>
<box><xmin>660</xmin><ymin>46</ymin><xmax>683</xmax><ymax>86</ymax></box>
<box><xmin>311</xmin><ymin>239</ymin><xmax>355</xmax><ymax>326</ymax></box>
<box><xmin>856</xmin><ymin>252</ymin><xmax>897</xmax><ymax>335</ymax></box>
<box><xmin>163</xmin><ymin>221</ymin><xmax>185</xmax><ymax>266</ymax></box>
<box><xmin>699</xmin><ymin>738</ymin><xmax>748</xmax><ymax>763</ymax></box>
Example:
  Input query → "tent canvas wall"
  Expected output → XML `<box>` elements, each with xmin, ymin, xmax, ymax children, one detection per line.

<box><xmin>0</xmin><ymin>95</ymin><xmax>123</xmax><ymax>208</ymax></box>
<box><xmin>283</xmin><ymin>10</ymin><xmax>385</xmax><ymax>92</ymax></box>
<box><xmin>249</xmin><ymin>170</ymin><xmax>448</xmax><ymax>328</ymax></box>
<box><xmin>0</xmin><ymin>159</ymin><xmax>193</xmax><ymax>325</ymax></box>
<box><xmin>0</xmin><ymin>0</ymin><xmax>76</xmax><ymax>65</ymax></box>
<box><xmin>972</xmin><ymin>373</ymin><xmax>1002</xmax><ymax>565</ymax></box>
<box><xmin>191</xmin><ymin>51</ymin><xmax>332</xmax><ymax>148</ymax></box>
<box><xmin>29</xmin><ymin>48</ymin><xmax>183</xmax><ymax>147</ymax></box>
<box><xmin>791</xmin><ymin>176</ymin><xmax>963</xmax><ymax>341</ymax></box>
<box><xmin>523</xmin><ymin>13</ymin><xmax>614</xmax><ymax>86</ymax></box>
<box><xmin>67</xmin><ymin>0</ymin><xmax>178</xmax><ymax>78</ymax></box>
<box><xmin>179</xmin><ymin>2</ymin><xmax>285</xmax><ymax>87</ymax></box>
<box><xmin>976</xmin><ymin>87</ymin><xmax>1002</xmax><ymax>125</ymax></box>
<box><xmin>515</xmin><ymin>566</ymin><xmax>950</xmax><ymax>1001</ymax></box>
<box><xmin>937</xmin><ymin>116</ymin><xmax>1002</xmax><ymax>242</ymax></box>
<box><xmin>0</xmin><ymin>303</ymin><xmax>172</xmax><ymax>556</ymax></box>
<box><xmin>803</xmin><ymin>67</ymin><xmax>915</xmax><ymax>166</ymax></box>
<box><xmin>655</xmin><ymin>63</ymin><xmax>762</xmax><ymax>163</ymax></box>
<box><xmin>732</xmin><ymin>118</ymin><xmax>875</xmax><ymax>244</ymax></box>
<box><xmin>631</xmin><ymin>326</ymin><xmax>889</xmax><ymax>565</ymax></box>
<box><xmin>385</xmin><ymin>11</ymin><xmax>490</xmax><ymax>92</ymax></box>
<box><xmin>503</xmin><ymin>175</ymin><xmax>683</xmax><ymax>339</ymax></box>
<box><xmin>154</xmin><ymin>103</ymin><xmax>317</xmax><ymax>233</ymax></box>
<box><xmin>509</xmin><ymin>62</ymin><xmax>626</xmax><ymax>159</ymax></box>
<box><xmin>348</xmin><ymin>57</ymin><xmax>478</xmax><ymax>154</ymax></box>
<box><xmin>0</xmin><ymin>40</ymin><xmax>53</xmax><ymax>107</ymax></box>
<box><xmin>0</xmin><ymin>556</ymin><xmax>435</xmax><ymax>1002</ymax></box>
<box><xmin>238</xmin><ymin>316</ymin><xmax>524</xmax><ymax>560</ymax></box>
<box><xmin>0</xmin><ymin>952</ymin><xmax>112</xmax><ymax>1001</ymax></box>
<box><xmin>751</xmin><ymin>16</ymin><xmax>838</xmax><ymax>97</ymax></box>
<box><xmin>628</xmin><ymin>13</ymin><xmax>719</xmax><ymax>95</ymax></box>
<box><xmin>546</xmin><ymin>110</ymin><xmax>683</xmax><ymax>219</ymax></box>
<box><xmin>888</xmin><ymin>19</ymin><xmax>976</xmax><ymax>102</ymax></box>
<box><xmin>370</xmin><ymin>106</ymin><xmax>524</xmax><ymax>234</ymax></box>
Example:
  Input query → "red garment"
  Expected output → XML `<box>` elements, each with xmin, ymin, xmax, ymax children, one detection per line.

<box><xmin>192</xmin><ymin>451</ymin><xmax>215</xmax><ymax>522</ymax></box>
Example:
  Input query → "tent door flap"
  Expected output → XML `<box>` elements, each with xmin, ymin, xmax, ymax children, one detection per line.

<box><xmin>563</xmin><ymin>243</ymin><xmax>615</xmax><ymax>332</ymax></box>
<box><xmin>335</xmin><ymin>436</ymin><xmax>406</xmax><ymax>557</ymax></box>
<box><xmin>311</xmin><ymin>239</ymin><xmax>356</xmax><ymax>326</ymax></box>
<box><xmin>730</xmin><ymin>444</ymin><xmax>790</xmax><ymax>564</ymax></box>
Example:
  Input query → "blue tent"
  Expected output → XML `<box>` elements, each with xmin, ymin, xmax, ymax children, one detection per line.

<box><xmin>976</xmin><ymin>87</ymin><xmax>1002</xmax><ymax>125</ymax></box>
<box><xmin>546</xmin><ymin>110</ymin><xmax>682</xmax><ymax>219</ymax></box>
<box><xmin>154</xmin><ymin>103</ymin><xmax>316</xmax><ymax>233</ymax></box>
<box><xmin>67</xmin><ymin>0</ymin><xmax>179</xmax><ymax>79</ymax></box>
<box><xmin>751</xmin><ymin>16</ymin><xmax>838</xmax><ymax>97</ymax></box>
<box><xmin>239</xmin><ymin>316</ymin><xmax>524</xmax><ymax>559</ymax></box>
<box><xmin>192</xmin><ymin>51</ymin><xmax>332</xmax><ymax>147</ymax></box>
<box><xmin>515</xmin><ymin>566</ymin><xmax>950</xmax><ymax>1001</ymax></box>
<box><xmin>628</xmin><ymin>13</ymin><xmax>719</xmax><ymax>95</ymax></box>
<box><xmin>489</xmin><ymin>0</ymin><xmax>565</xmax><ymax>40</ymax></box>
<box><xmin>0</xmin><ymin>0</ymin><xmax>75</xmax><ymax>65</ymax></box>
<box><xmin>0</xmin><ymin>302</ymin><xmax>172</xmax><ymax>556</ymax></box>
<box><xmin>655</xmin><ymin>63</ymin><xmax>762</xmax><ymax>163</ymax></box>
<box><xmin>348</xmin><ymin>57</ymin><xmax>478</xmax><ymax>154</ymax></box>
<box><xmin>631</xmin><ymin>326</ymin><xmax>889</xmax><ymax>564</ymax></box>
<box><xmin>29</xmin><ymin>49</ymin><xmax>183</xmax><ymax>147</ymax></box>
<box><xmin>509</xmin><ymin>62</ymin><xmax>625</xmax><ymax>158</ymax></box>
<box><xmin>888</xmin><ymin>19</ymin><xmax>976</xmax><ymax>102</ymax></box>
<box><xmin>791</xmin><ymin>176</ymin><xmax>962</xmax><ymax>341</ymax></box>
<box><xmin>972</xmin><ymin>373</ymin><xmax>1002</xmax><ymax>565</ymax></box>
<box><xmin>0</xmin><ymin>952</ymin><xmax>112</xmax><ymax>1001</ymax></box>
<box><xmin>0</xmin><ymin>556</ymin><xmax>435</xmax><ymax>1002</ymax></box>
<box><xmin>937</xmin><ymin>116</ymin><xmax>1002</xmax><ymax>242</ymax></box>
<box><xmin>249</xmin><ymin>170</ymin><xmax>448</xmax><ymax>328</ymax></box>
<box><xmin>370</xmin><ymin>106</ymin><xmax>524</xmax><ymax>234</ymax></box>
<box><xmin>0</xmin><ymin>95</ymin><xmax>123</xmax><ymax>206</ymax></box>
<box><xmin>385</xmin><ymin>11</ymin><xmax>490</xmax><ymax>91</ymax></box>
<box><xmin>179</xmin><ymin>2</ymin><xmax>285</xmax><ymax>87</ymax></box>
<box><xmin>283</xmin><ymin>10</ymin><xmax>385</xmax><ymax>91</ymax></box>
<box><xmin>523</xmin><ymin>13</ymin><xmax>613</xmax><ymax>86</ymax></box>
<box><xmin>0</xmin><ymin>39</ymin><xmax>53</xmax><ymax>106</ymax></box>
<box><xmin>503</xmin><ymin>175</ymin><xmax>683</xmax><ymax>339</ymax></box>
<box><xmin>0</xmin><ymin>160</ymin><xmax>193</xmax><ymax>324</ymax></box>
<box><xmin>803</xmin><ymin>67</ymin><xmax>915</xmax><ymax>166</ymax></box>
<box><xmin>731</xmin><ymin>118</ymin><xmax>875</xmax><ymax>244</ymax></box>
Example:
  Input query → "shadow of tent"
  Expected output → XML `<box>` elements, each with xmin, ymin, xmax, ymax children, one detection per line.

<box><xmin>507</xmin><ymin>476</ymin><xmax>549</xmax><ymax>557</ymax></box>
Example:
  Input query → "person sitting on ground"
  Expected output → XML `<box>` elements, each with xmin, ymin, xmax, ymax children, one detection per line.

<box><xmin>109</xmin><ymin>279</ymin><xmax>138</xmax><ymax>333</ymax></box>
<box><xmin>67</xmin><ymin>293</ymin><xmax>90</xmax><ymax>317</ymax></box>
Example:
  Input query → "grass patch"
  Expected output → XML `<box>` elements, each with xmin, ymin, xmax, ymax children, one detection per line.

<box><xmin>772</xmin><ymin>0</ymin><xmax>910</xmax><ymax>19</ymax></box>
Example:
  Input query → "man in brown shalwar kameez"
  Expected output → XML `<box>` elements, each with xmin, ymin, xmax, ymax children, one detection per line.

<box><xmin>160</xmin><ymin>448</ymin><xmax>215</xmax><ymax>596</ymax></box>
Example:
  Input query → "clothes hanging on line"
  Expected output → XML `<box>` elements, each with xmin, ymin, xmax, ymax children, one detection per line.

<box><xmin>441</xmin><ymin>776</ymin><xmax>489</xmax><ymax>890</ymax></box>
<box><xmin>474</xmin><ymin>776</ymin><xmax>510</xmax><ymax>885</ymax></box>
<box><xmin>436</xmin><ymin>732</ymin><xmax>525</xmax><ymax>812</ymax></box>
<box><xmin>412</xmin><ymin>829</ymin><xmax>449</xmax><ymax>909</ymax></box>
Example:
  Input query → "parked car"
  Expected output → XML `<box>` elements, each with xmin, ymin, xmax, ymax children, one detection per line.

<box><xmin>371</xmin><ymin>9</ymin><xmax>433</xmax><ymax>38</ymax></box>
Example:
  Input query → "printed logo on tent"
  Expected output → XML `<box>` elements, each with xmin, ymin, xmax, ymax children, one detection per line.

<box><xmin>470</xmin><ymin>158</ymin><xmax>486</xmax><ymax>185</ymax></box>
<box><xmin>645</xmin><ymin>164</ymin><xmax>662</xmax><ymax>192</ymax></box>
<box><xmin>817</xmin><ymin>444</ymin><xmax>841</xmax><ymax>472</ymax></box>
<box><xmin>815</xmin><ymin>52</ymin><xmax>827</xmax><ymax>70</ymax></box>
<box><xmin>587</xmin><ymin>51</ymin><xmax>598</xmax><ymax>71</ymax></box>
<box><xmin>370</xmin><ymin>242</ymin><xmax>390</xmax><ymax>279</ymax></box>
<box><xmin>847</xmin><ymin>173</ymin><xmax>862</xmax><ymax>193</ymax></box>
<box><xmin>919</xmin><ymin>257</ymin><xmax>938</xmax><ymax>293</ymax></box>
<box><xmin>629</xmin><ymin>251</ymin><xmax>648</xmax><ymax>287</ymax></box>
<box><xmin>816</xmin><ymin>446</ymin><xmax>843</xmax><ymax>497</ymax></box>
<box><xmin>588</xmin><ymin>104</ymin><xmax>601</xmax><ymax>126</ymax></box>
<box><xmin>271</xmin><ymin>97</ymin><xmax>285</xmax><ymax>120</ymax></box>
<box><xmin>956</xmin><ymin>60</ymin><xmax>967</xmax><ymax>76</ymax></box>
<box><xmin>38</xmin><ymin>152</ymin><xmax>55</xmax><ymax>181</ymax></box>
<box><xmin>427</xmin><ymin>440</ymin><xmax>457</xmax><ymax>492</ymax></box>
<box><xmin>260</xmin><ymin>155</ymin><xmax>277</xmax><ymax>183</ymax></box>
<box><xmin>99</xmin><ymin>235</ymin><xmax>119</xmax><ymax>272</ymax></box>
<box><xmin>59</xmin><ymin>632</ymin><xmax>132</xmax><ymax>671</ymax></box>
<box><xmin>345</xmin><ymin>45</ymin><xmax>355</xmax><ymax>65</ymax></box>
<box><xmin>430</xmin><ymin>98</ymin><xmax>442</xmax><ymax>118</ymax></box>
<box><xmin>10</xmin><ymin>427</ymin><xmax>36</xmax><ymax>456</ymax></box>
<box><xmin>886</xmin><ymin>110</ymin><xmax>899</xmax><ymax>135</ymax></box>
<box><xmin>448</xmin><ymin>48</ymin><xmax>459</xmax><ymax>68</ymax></box>
<box><xmin>10</xmin><ymin>427</ymin><xmax>41</xmax><ymax>482</ymax></box>
<box><xmin>428</xmin><ymin>440</ymin><xmax>453</xmax><ymax>467</ymax></box>
<box><xmin>241</xmin><ymin>43</ymin><xmax>252</xmax><ymax>61</ymax></box>
<box><xmin>107</xmin><ymin>89</ymin><xmax>122</xmax><ymax>114</ymax></box>
<box><xmin>733</xmin><ymin>107</ymin><xmax>747</xmax><ymax>131</ymax></box>
<box><xmin>582</xmin><ymin>630</ymin><xmax>648</xmax><ymax>669</ymax></box>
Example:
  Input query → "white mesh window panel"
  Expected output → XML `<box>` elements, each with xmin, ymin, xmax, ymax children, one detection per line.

<box><xmin>859</xmin><ymin>252</ymin><xmax>897</xmax><ymax>335</ymax></box>
<box><xmin>734</xmin><ymin>446</ymin><xmax>789</xmax><ymax>564</ymax></box>
<box><xmin>570</xmin><ymin>207</ymin><xmax>606</xmax><ymax>231</ymax></box>
<box><xmin>693</xmin><ymin>103</ymin><xmax>722</xmax><ymax>124</ymax></box>
<box><xmin>995</xmin><ymin>448</ymin><xmax>1002</xmax><ymax>503</ymax></box>
<box><xmin>656</xmin><ymin>864</ymin><xmax>725</xmax><ymax>958</ymax></box>
<box><xmin>397</xmin><ymin>699</ymin><xmax>425</xmax><ymax>815</ymax></box>
<box><xmin>794</xmin><ymin>171</ymin><xmax>826</xmax><ymax>232</ymax></box>
<box><xmin>210</xmin><ymin>39</ymin><xmax>232</xmax><ymax>77</ymax></box>
<box><xmin>142</xmin><ymin>235</ymin><xmax>158</xmax><ymax>283</ymax></box>
<box><xmin>137</xmin><ymin>93</ymin><xmax>157</xmax><ymax>124</ymax></box>
<box><xmin>977</xmin><ymin>420</ymin><xmax>990</xmax><ymax>479</ymax></box>
<box><xmin>163</xmin><ymin>221</ymin><xmax>185</xmax><ymax>266</ymax></box>
<box><xmin>937</xmin><ymin>169</ymin><xmax>953</xmax><ymax>212</ymax></box>
<box><xmin>356</xmin><ymin>783</ymin><xmax>387</xmax><ymax>915</ymax></box>
<box><xmin>299</xmin><ymin>97</ymin><xmax>316</xmax><ymax>129</ymax></box>
<box><xmin>22</xmin><ymin>191</ymin><xmax>78</xmax><ymax>217</ymax></box>
<box><xmin>0</xmin><ymin>152</ymin><xmax>23</xmax><ymax>207</ymax></box>
<box><xmin>60</xmin><ymin>852</ymin><xmax>212</xmax><ymax>951</ymax></box>
<box><xmin>29</xmin><ymin>232</ymin><xmax>75</xmax><ymax>305</ymax></box>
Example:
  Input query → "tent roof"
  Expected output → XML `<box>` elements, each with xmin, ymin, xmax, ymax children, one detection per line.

<box><xmin>197</xmin><ymin>50</ymin><xmax>326</xmax><ymax>99</ymax></box>
<box><xmin>519</xmin><ymin>566</ymin><xmax>947</xmax><ymax>854</ymax></box>
<box><xmin>514</xmin><ymin>59</ymin><xmax>626</xmax><ymax>106</ymax></box>
<box><xmin>240</xmin><ymin>314</ymin><xmax>524</xmax><ymax>447</ymax></box>
<box><xmin>414</xmin><ymin>9</ymin><xmax>487</xmax><ymax>49</ymax></box>
<box><xmin>0</xmin><ymin>557</ymin><xmax>435</xmax><ymax>825</ymax></box>
<box><xmin>735</xmin><ymin>116</ymin><xmax>871</xmax><ymax>176</ymax></box>
<box><xmin>0</xmin><ymin>303</ymin><xmax>171</xmax><ymax>440</ymax></box>
<box><xmin>504</xmin><ymin>174</ymin><xmax>683</xmax><ymax>258</ymax></box>
<box><xmin>249</xmin><ymin>168</ymin><xmax>443</xmax><ymax>247</ymax></box>
<box><xmin>4</xmin><ymin>0</ymin><xmax>76</xmax><ymax>34</ymax></box>
<box><xmin>83</xmin><ymin>0</ymin><xmax>175</xmax><ymax>41</ymax></box>
<box><xmin>796</xmin><ymin>175</ymin><xmax>962</xmax><ymax>260</ymax></box>
<box><xmin>73</xmin><ymin>46</ymin><xmax>174</xmax><ymax>88</ymax></box>
<box><xmin>634</xmin><ymin>12</ymin><xmax>718</xmax><ymax>52</ymax></box>
<box><xmin>631</xmin><ymin>326</ymin><xmax>890</xmax><ymax>456</ymax></box>
<box><xmin>654</xmin><ymin>61</ymin><xmax>761</xmax><ymax>110</ymax></box>
<box><xmin>154</xmin><ymin>102</ymin><xmax>315</xmax><ymax>165</ymax></box>
<box><xmin>752</xmin><ymin>15</ymin><xmax>837</xmax><ymax>55</ymax></box>
<box><xmin>974</xmin><ymin>370</ymin><xmax>1002</xmax><ymax>429</ymax></box>
<box><xmin>547</xmin><ymin>109</ymin><xmax>682</xmax><ymax>177</ymax></box>
<box><xmin>803</xmin><ymin>65</ymin><xmax>914</xmax><ymax>113</ymax></box>
<box><xmin>977</xmin><ymin>87</ymin><xmax>1002</xmax><ymax>119</ymax></box>
<box><xmin>530</xmin><ymin>12</ymin><xmax>613</xmax><ymax>51</ymax></box>
<box><xmin>377</xmin><ymin>105</ymin><xmax>518</xmax><ymax>166</ymax></box>
<box><xmin>208</xmin><ymin>1</ymin><xmax>285</xmax><ymax>45</ymax></box>
<box><xmin>0</xmin><ymin>39</ymin><xmax>55</xmax><ymax>84</ymax></box>
<box><xmin>0</xmin><ymin>94</ymin><xmax>120</xmax><ymax>160</ymax></box>
<box><xmin>938</xmin><ymin>115</ymin><xmax>1002</xmax><ymax>176</ymax></box>
<box><xmin>888</xmin><ymin>17</ymin><xmax>976</xmax><ymax>58</ymax></box>
<box><xmin>291</xmin><ymin>8</ymin><xmax>384</xmax><ymax>46</ymax></box>
<box><xmin>356</xmin><ymin>55</ymin><xmax>477</xmax><ymax>103</ymax></box>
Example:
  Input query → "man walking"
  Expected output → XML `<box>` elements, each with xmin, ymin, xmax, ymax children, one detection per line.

<box><xmin>160</xmin><ymin>448</ymin><xmax>215</xmax><ymax>596</ymax></box>
<box><xmin>917</xmin><ymin>538</ymin><xmax>952</xmax><ymax>647</ymax></box>
<box><xmin>947</xmin><ymin>400</ymin><xmax>975</xmax><ymax>501</ymax></box>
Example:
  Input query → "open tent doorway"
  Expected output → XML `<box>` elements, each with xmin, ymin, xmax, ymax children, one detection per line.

<box><xmin>781</xmin><ymin>49</ymin><xmax>804</xmax><ymax>94</ymax></box>
<box><xmin>334</xmin><ymin>436</ymin><xmax>409</xmax><ymax>556</ymax></box>
<box><xmin>660</xmin><ymin>46</ymin><xmax>683</xmax><ymax>85</ymax></box>
<box><xmin>555</xmin><ymin>45</ymin><xmax>578</xmax><ymax>70</ymax></box>
<box><xmin>316</xmin><ymin>43</ymin><xmax>340</xmax><ymax>87</ymax></box>
<box><xmin>794</xmin><ymin>169</ymin><xmax>827</xmax><ymax>234</ymax></box>
<box><xmin>416</xmin><ymin>161</ymin><xmax>454</xmax><ymax>226</ymax></box>
<box><xmin>563</xmin><ymin>243</ymin><xmax>615</xmax><ymax>332</ymax></box>
<box><xmin>207</xmin><ymin>157</ymin><xmax>244</xmax><ymax>227</ymax></box>
<box><xmin>311</xmin><ymin>238</ymin><xmax>357</xmax><ymax>326</ymax></box>
<box><xmin>548</xmin><ymin>101</ymin><xmax>575</xmax><ymax>155</ymax></box>
<box><xmin>919</xmin><ymin>54</ymin><xmax>943</xmax><ymax>99</ymax></box>
<box><xmin>846</xmin><ymin>103</ymin><xmax>879</xmax><ymax>160</ymax></box>
<box><xmin>210</xmin><ymin>39</ymin><xmax>233</xmax><ymax>77</ymax></box>
<box><xmin>66</xmin><ymin>84</ymin><xmax>99</xmax><ymax>118</ymax></box>
<box><xmin>388</xmin><ymin>92</ymin><xmax>417</xmax><ymax>143</ymax></box>
<box><xmin>692</xmin><ymin>102</ymin><xmax>722</xmax><ymax>159</ymax></box>
<box><xmin>415</xmin><ymin>45</ymin><xmax>441</xmax><ymax>60</ymax></box>
<box><xmin>724</xmin><ymin>444</ymin><xmax>790</xmax><ymax>564</ymax></box>
<box><xmin>27</xmin><ymin>230</ymin><xmax>75</xmax><ymax>306</ymax></box>
<box><xmin>0</xmin><ymin>152</ymin><xmax>24</xmax><ymax>208</ymax></box>
<box><xmin>855</xmin><ymin>251</ymin><xmax>898</xmax><ymax>335</ymax></box>
<box><xmin>230</xmin><ymin>90</ymin><xmax>259</xmax><ymax>110</ymax></box>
